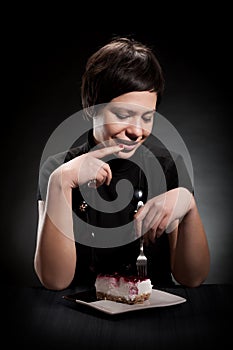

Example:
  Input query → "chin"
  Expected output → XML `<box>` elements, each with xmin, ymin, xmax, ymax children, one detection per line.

<box><xmin>115</xmin><ymin>149</ymin><xmax>136</xmax><ymax>159</ymax></box>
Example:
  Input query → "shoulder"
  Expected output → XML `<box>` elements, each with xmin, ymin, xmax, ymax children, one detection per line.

<box><xmin>143</xmin><ymin>134</ymin><xmax>179</xmax><ymax>170</ymax></box>
<box><xmin>142</xmin><ymin>134</ymin><xmax>193</xmax><ymax>192</ymax></box>
<box><xmin>40</xmin><ymin>144</ymin><xmax>87</xmax><ymax>175</ymax></box>
<box><xmin>38</xmin><ymin>134</ymin><xmax>90</xmax><ymax>200</ymax></box>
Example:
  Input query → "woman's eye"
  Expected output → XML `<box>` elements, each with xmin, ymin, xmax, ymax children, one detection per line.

<box><xmin>142</xmin><ymin>115</ymin><xmax>153</xmax><ymax>122</ymax></box>
<box><xmin>116</xmin><ymin>114</ymin><xmax>129</xmax><ymax>120</ymax></box>
<box><xmin>115</xmin><ymin>112</ymin><xmax>154</xmax><ymax>122</ymax></box>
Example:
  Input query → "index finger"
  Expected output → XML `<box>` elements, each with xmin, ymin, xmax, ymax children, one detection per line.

<box><xmin>90</xmin><ymin>144</ymin><xmax>124</xmax><ymax>159</ymax></box>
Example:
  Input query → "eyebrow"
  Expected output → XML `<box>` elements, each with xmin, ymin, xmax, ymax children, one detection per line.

<box><xmin>110</xmin><ymin>106</ymin><xmax>155</xmax><ymax>116</ymax></box>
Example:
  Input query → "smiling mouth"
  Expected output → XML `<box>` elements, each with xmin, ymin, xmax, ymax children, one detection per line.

<box><xmin>114</xmin><ymin>139</ymin><xmax>141</xmax><ymax>152</ymax></box>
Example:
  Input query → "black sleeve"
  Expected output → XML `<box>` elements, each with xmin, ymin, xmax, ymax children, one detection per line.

<box><xmin>171</xmin><ymin>152</ymin><xmax>194</xmax><ymax>194</ymax></box>
<box><xmin>37</xmin><ymin>151</ymin><xmax>68</xmax><ymax>201</ymax></box>
<box><xmin>157</xmin><ymin>149</ymin><xmax>193</xmax><ymax>195</ymax></box>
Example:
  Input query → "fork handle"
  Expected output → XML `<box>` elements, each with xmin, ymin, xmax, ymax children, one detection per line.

<box><xmin>140</xmin><ymin>236</ymin><xmax>144</xmax><ymax>252</ymax></box>
<box><xmin>135</xmin><ymin>201</ymin><xmax>145</xmax><ymax>240</ymax></box>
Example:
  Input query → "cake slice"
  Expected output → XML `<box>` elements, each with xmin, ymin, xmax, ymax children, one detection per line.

<box><xmin>95</xmin><ymin>273</ymin><xmax>152</xmax><ymax>304</ymax></box>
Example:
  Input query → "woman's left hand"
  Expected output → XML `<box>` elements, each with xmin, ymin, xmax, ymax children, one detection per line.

<box><xmin>134</xmin><ymin>187</ymin><xmax>194</xmax><ymax>242</ymax></box>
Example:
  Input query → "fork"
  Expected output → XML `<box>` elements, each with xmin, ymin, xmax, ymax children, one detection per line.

<box><xmin>136</xmin><ymin>236</ymin><xmax>147</xmax><ymax>278</ymax></box>
<box><xmin>135</xmin><ymin>201</ymin><xmax>147</xmax><ymax>278</ymax></box>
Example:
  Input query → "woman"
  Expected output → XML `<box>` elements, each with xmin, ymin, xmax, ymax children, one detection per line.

<box><xmin>34</xmin><ymin>37</ymin><xmax>210</xmax><ymax>290</ymax></box>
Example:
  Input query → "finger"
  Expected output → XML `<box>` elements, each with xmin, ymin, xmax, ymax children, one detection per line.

<box><xmin>154</xmin><ymin>214</ymin><xmax>169</xmax><ymax>237</ymax></box>
<box><xmin>96</xmin><ymin>168</ymin><xmax>109</xmax><ymax>187</ymax></box>
<box><xmin>142</xmin><ymin>208</ymin><xmax>159</xmax><ymax>235</ymax></box>
<box><xmin>90</xmin><ymin>144</ymin><xmax>124</xmax><ymax>159</ymax></box>
<box><xmin>145</xmin><ymin>214</ymin><xmax>167</xmax><ymax>242</ymax></box>
<box><xmin>147</xmin><ymin>228</ymin><xmax>157</xmax><ymax>243</ymax></box>
<box><xmin>95</xmin><ymin>175</ymin><xmax>106</xmax><ymax>188</ymax></box>
<box><xmin>93</xmin><ymin>164</ymin><xmax>112</xmax><ymax>186</ymax></box>
<box><xmin>87</xmin><ymin>179</ymin><xmax>97</xmax><ymax>188</ymax></box>
<box><xmin>143</xmin><ymin>208</ymin><xmax>165</xmax><ymax>235</ymax></box>
<box><xmin>166</xmin><ymin>219</ymin><xmax>179</xmax><ymax>233</ymax></box>
<box><xmin>143</xmin><ymin>231</ymin><xmax>150</xmax><ymax>246</ymax></box>
<box><xmin>101</xmin><ymin>163</ymin><xmax>112</xmax><ymax>185</ymax></box>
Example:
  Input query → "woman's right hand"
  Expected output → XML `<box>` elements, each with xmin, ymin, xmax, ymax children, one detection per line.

<box><xmin>51</xmin><ymin>144</ymin><xmax>124</xmax><ymax>189</ymax></box>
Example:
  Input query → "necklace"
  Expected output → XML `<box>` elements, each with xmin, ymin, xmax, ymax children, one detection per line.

<box><xmin>79</xmin><ymin>162</ymin><xmax>145</xmax><ymax>213</ymax></box>
<box><xmin>133</xmin><ymin>168</ymin><xmax>145</xmax><ymax>212</ymax></box>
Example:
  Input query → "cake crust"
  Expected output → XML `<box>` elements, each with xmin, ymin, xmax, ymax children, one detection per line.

<box><xmin>96</xmin><ymin>291</ymin><xmax>151</xmax><ymax>304</ymax></box>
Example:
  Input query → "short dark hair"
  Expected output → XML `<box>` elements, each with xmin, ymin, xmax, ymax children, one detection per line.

<box><xmin>81</xmin><ymin>37</ymin><xmax>165</xmax><ymax>112</ymax></box>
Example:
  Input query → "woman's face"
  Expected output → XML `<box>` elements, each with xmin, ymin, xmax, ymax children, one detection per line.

<box><xmin>93</xmin><ymin>91</ymin><xmax>157</xmax><ymax>159</ymax></box>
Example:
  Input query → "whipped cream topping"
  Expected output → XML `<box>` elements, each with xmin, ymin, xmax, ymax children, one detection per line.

<box><xmin>95</xmin><ymin>274</ymin><xmax>152</xmax><ymax>301</ymax></box>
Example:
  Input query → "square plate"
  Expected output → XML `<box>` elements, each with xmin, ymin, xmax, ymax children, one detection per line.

<box><xmin>63</xmin><ymin>288</ymin><xmax>186</xmax><ymax>315</ymax></box>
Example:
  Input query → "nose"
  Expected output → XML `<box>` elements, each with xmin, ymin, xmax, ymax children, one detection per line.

<box><xmin>125</xmin><ymin>122</ymin><xmax>143</xmax><ymax>141</ymax></box>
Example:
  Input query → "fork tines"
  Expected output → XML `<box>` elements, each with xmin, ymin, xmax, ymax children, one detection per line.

<box><xmin>136</xmin><ymin>260</ymin><xmax>147</xmax><ymax>278</ymax></box>
<box><xmin>136</xmin><ymin>237</ymin><xmax>147</xmax><ymax>278</ymax></box>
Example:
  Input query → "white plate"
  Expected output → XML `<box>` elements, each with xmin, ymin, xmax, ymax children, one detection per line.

<box><xmin>63</xmin><ymin>288</ymin><xmax>186</xmax><ymax>315</ymax></box>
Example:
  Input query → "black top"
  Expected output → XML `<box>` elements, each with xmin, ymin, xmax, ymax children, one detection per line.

<box><xmin>38</xmin><ymin>129</ymin><xmax>193</xmax><ymax>288</ymax></box>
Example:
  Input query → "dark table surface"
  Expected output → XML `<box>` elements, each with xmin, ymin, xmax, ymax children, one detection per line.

<box><xmin>4</xmin><ymin>283</ymin><xmax>233</xmax><ymax>349</ymax></box>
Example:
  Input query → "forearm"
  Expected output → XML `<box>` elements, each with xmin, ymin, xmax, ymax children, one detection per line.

<box><xmin>171</xmin><ymin>200</ymin><xmax>210</xmax><ymax>287</ymax></box>
<box><xmin>34</xmin><ymin>171</ymin><xmax>76</xmax><ymax>290</ymax></box>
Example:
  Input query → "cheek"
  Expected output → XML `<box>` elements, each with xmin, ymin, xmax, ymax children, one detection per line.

<box><xmin>143</xmin><ymin>120</ymin><xmax>154</xmax><ymax>135</ymax></box>
<box><xmin>104</xmin><ymin>123</ymin><xmax>125</xmax><ymax>136</ymax></box>
<box><xmin>144</xmin><ymin>128</ymin><xmax>152</xmax><ymax>137</ymax></box>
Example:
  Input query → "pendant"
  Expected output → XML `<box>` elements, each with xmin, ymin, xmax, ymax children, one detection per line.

<box><xmin>79</xmin><ymin>200</ymin><xmax>88</xmax><ymax>212</ymax></box>
<box><xmin>134</xmin><ymin>189</ymin><xmax>143</xmax><ymax>200</ymax></box>
<box><xmin>134</xmin><ymin>189</ymin><xmax>144</xmax><ymax>213</ymax></box>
